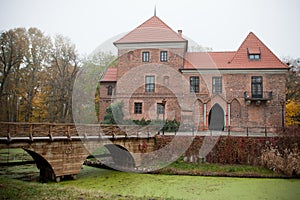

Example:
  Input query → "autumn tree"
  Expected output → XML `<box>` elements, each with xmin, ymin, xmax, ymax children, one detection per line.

<box><xmin>0</xmin><ymin>27</ymin><xmax>81</xmax><ymax>123</ymax></box>
<box><xmin>20</xmin><ymin>28</ymin><xmax>52</xmax><ymax>122</ymax></box>
<box><xmin>0</xmin><ymin>28</ymin><xmax>28</xmax><ymax>121</ymax></box>
<box><xmin>283</xmin><ymin>57</ymin><xmax>300</xmax><ymax>126</ymax></box>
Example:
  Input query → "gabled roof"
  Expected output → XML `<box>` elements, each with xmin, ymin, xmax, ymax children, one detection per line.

<box><xmin>114</xmin><ymin>16</ymin><xmax>186</xmax><ymax>44</ymax></box>
<box><xmin>184</xmin><ymin>32</ymin><xmax>288</xmax><ymax>70</ymax></box>
<box><xmin>228</xmin><ymin>32</ymin><xmax>288</xmax><ymax>69</ymax></box>
<box><xmin>100</xmin><ymin>67</ymin><xmax>117</xmax><ymax>82</ymax></box>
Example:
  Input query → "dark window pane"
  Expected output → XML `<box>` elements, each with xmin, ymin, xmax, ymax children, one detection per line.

<box><xmin>134</xmin><ymin>102</ymin><xmax>142</xmax><ymax>114</ymax></box>
<box><xmin>251</xmin><ymin>76</ymin><xmax>263</xmax><ymax>98</ymax></box>
<box><xmin>107</xmin><ymin>85</ymin><xmax>113</xmax><ymax>96</ymax></box>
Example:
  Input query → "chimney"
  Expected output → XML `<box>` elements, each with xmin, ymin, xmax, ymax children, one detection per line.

<box><xmin>178</xmin><ymin>30</ymin><xmax>182</xmax><ymax>37</ymax></box>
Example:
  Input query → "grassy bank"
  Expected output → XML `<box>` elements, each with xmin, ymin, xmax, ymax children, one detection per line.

<box><xmin>0</xmin><ymin>176</ymin><xmax>156</xmax><ymax>200</ymax></box>
<box><xmin>153</xmin><ymin>159</ymin><xmax>284</xmax><ymax>178</ymax></box>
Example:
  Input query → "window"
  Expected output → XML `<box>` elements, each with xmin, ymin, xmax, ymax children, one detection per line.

<box><xmin>134</xmin><ymin>102</ymin><xmax>142</xmax><ymax>114</ymax></box>
<box><xmin>251</xmin><ymin>76</ymin><xmax>263</xmax><ymax>98</ymax></box>
<box><xmin>142</xmin><ymin>52</ymin><xmax>149</xmax><ymax>62</ymax></box>
<box><xmin>157</xmin><ymin>103</ymin><xmax>164</xmax><ymax>114</ymax></box>
<box><xmin>212</xmin><ymin>77</ymin><xmax>222</xmax><ymax>94</ymax></box>
<box><xmin>190</xmin><ymin>76</ymin><xmax>199</xmax><ymax>93</ymax></box>
<box><xmin>248</xmin><ymin>54</ymin><xmax>261</xmax><ymax>60</ymax></box>
<box><xmin>145</xmin><ymin>76</ymin><xmax>155</xmax><ymax>92</ymax></box>
<box><xmin>107</xmin><ymin>85</ymin><xmax>113</xmax><ymax>96</ymax></box>
<box><xmin>160</xmin><ymin>51</ymin><xmax>168</xmax><ymax>62</ymax></box>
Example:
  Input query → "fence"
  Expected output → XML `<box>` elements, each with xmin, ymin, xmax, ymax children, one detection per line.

<box><xmin>0</xmin><ymin>122</ymin><xmax>160</xmax><ymax>140</ymax></box>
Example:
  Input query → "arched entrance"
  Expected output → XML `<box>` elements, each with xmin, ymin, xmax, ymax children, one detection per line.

<box><xmin>208</xmin><ymin>104</ymin><xmax>224</xmax><ymax>130</ymax></box>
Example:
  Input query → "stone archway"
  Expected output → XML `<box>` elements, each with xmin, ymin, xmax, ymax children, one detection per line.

<box><xmin>104</xmin><ymin>144</ymin><xmax>136</xmax><ymax>170</ymax></box>
<box><xmin>208</xmin><ymin>103</ymin><xmax>224</xmax><ymax>131</ymax></box>
<box><xmin>23</xmin><ymin>148</ymin><xmax>57</xmax><ymax>182</ymax></box>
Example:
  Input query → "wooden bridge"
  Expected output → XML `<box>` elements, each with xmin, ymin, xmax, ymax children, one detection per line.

<box><xmin>0</xmin><ymin>122</ymin><xmax>158</xmax><ymax>182</ymax></box>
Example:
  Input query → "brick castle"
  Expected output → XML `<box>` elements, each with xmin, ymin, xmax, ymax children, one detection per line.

<box><xmin>99</xmin><ymin>14</ymin><xmax>288</xmax><ymax>132</ymax></box>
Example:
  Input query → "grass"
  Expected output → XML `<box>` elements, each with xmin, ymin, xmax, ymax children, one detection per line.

<box><xmin>0</xmin><ymin>176</ymin><xmax>158</xmax><ymax>200</ymax></box>
<box><xmin>1</xmin><ymin>165</ymin><xmax>300</xmax><ymax>200</ymax></box>
<box><xmin>156</xmin><ymin>159</ymin><xmax>283</xmax><ymax>178</ymax></box>
<box><xmin>0</xmin><ymin>148</ymin><xmax>33</xmax><ymax>163</ymax></box>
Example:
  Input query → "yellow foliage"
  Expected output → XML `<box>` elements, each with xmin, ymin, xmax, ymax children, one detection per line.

<box><xmin>286</xmin><ymin>100</ymin><xmax>300</xmax><ymax>126</ymax></box>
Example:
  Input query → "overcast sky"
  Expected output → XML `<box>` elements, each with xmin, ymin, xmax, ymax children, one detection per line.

<box><xmin>1</xmin><ymin>0</ymin><xmax>299</xmax><ymax>58</ymax></box>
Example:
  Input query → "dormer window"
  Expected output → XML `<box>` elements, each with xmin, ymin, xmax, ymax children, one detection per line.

<box><xmin>247</xmin><ymin>48</ymin><xmax>261</xmax><ymax>61</ymax></box>
<box><xmin>249</xmin><ymin>54</ymin><xmax>261</xmax><ymax>60</ymax></box>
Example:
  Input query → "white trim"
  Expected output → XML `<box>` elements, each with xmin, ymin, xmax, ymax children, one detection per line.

<box><xmin>181</xmin><ymin>69</ymin><xmax>288</xmax><ymax>74</ymax></box>
<box><xmin>227</xmin><ymin>103</ymin><xmax>231</xmax><ymax>127</ymax></box>
<box><xmin>203</xmin><ymin>103</ymin><xmax>207</xmax><ymax>126</ymax></box>
<box><xmin>115</xmin><ymin>42</ymin><xmax>187</xmax><ymax>50</ymax></box>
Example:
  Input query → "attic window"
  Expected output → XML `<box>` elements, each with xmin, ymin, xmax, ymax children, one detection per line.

<box><xmin>247</xmin><ymin>48</ymin><xmax>261</xmax><ymax>61</ymax></box>
<box><xmin>249</xmin><ymin>54</ymin><xmax>261</xmax><ymax>60</ymax></box>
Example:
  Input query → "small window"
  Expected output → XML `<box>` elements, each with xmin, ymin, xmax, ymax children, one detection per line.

<box><xmin>142</xmin><ymin>52</ymin><xmax>149</xmax><ymax>62</ymax></box>
<box><xmin>160</xmin><ymin>51</ymin><xmax>168</xmax><ymax>62</ymax></box>
<box><xmin>134</xmin><ymin>102</ymin><xmax>142</xmax><ymax>114</ymax></box>
<box><xmin>107</xmin><ymin>85</ymin><xmax>113</xmax><ymax>96</ymax></box>
<box><xmin>251</xmin><ymin>76</ymin><xmax>263</xmax><ymax>98</ymax></box>
<box><xmin>212</xmin><ymin>77</ymin><xmax>222</xmax><ymax>94</ymax></box>
<box><xmin>190</xmin><ymin>76</ymin><xmax>199</xmax><ymax>93</ymax></box>
<box><xmin>145</xmin><ymin>76</ymin><xmax>155</xmax><ymax>92</ymax></box>
<box><xmin>248</xmin><ymin>54</ymin><xmax>261</xmax><ymax>60</ymax></box>
<box><xmin>157</xmin><ymin>103</ymin><xmax>164</xmax><ymax>114</ymax></box>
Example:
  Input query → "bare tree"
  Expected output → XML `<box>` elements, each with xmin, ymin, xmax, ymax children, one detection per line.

<box><xmin>48</xmin><ymin>35</ymin><xmax>80</xmax><ymax>122</ymax></box>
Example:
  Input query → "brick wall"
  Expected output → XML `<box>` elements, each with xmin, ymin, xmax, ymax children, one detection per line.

<box><xmin>154</xmin><ymin>135</ymin><xmax>300</xmax><ymax>177</ymax></box>
<box><xmin>99</xmin><ymin>45</ymin><xmax>286</xmax><ymax>131</ymax></box>
<box><xmin>99</xmin><ymin>82</ymin><xmax>116</xmax><ymax>121</ymax></box>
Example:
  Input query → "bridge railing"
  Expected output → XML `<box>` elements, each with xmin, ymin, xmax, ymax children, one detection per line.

<box><xmin>0</xmin><ymin>122</ymin><xmax>160</xmax><ymax>140</ymax></box>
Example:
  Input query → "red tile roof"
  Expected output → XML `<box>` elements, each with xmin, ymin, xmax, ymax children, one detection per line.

<box><xmin>184</xmin><ymin>32</ymin><xmax>288</xmax><ymax>70</ymax></box>
<box><xmin>184</xmin><ymin>52</ymin><xmax>236</xmax><ymax>69</ymax></box>
<box><xmin>100</xmin><ymin>67</ymin><xmax>117</xmax><ymax>82</ymax></box>
<box><xmin>114</xmin><ymin>16</ymin><xmax>186</xmax><ymax>44</ymax></box>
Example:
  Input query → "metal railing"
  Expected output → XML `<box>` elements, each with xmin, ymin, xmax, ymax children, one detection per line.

<box><xmin>244</xmin><ymin>91</ymin><xmax>273</xmax><ymax>100</ymax></box>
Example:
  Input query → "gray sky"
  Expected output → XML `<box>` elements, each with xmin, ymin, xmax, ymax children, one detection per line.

<box><xmin>1</xmin><ymin>0</ymin><xmax>299</xmax><ymax>58</ymax></box>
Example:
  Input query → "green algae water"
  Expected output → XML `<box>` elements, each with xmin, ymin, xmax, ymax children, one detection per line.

<box><xmin>59</xmin><ymin>166</ymin><xmax>300</xmax><ymax>200</ymax></box>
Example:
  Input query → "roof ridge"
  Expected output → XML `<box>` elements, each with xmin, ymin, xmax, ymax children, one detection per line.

<box><xmin>137</xmin><ymin>15</ymin><xmax>172</xmax><ymax>30</ymax></box>
<box><xmin>228</xmin><ymin>32</ymin><xmax>253</xmax><ymax>63</ymax></box>
<box><xmin>114</xmin><ymin>15</ymin><xmax>186</xmax><ymax>44</ymax></box>
<box><xmin>248</xmin><ymin>32</ymin><xmax>287</xmax><ymax>68</ymax></box>
<box><xmin>229</xmin><ymin>32</ymin><xmax>287</xmax><ymax>68</ymax></box>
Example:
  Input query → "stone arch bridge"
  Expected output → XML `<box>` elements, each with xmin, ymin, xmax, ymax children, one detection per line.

<box><xmin>0</xmin><ymin>123</ymin><xmax>157</xmax><ymax>182</ymax></box>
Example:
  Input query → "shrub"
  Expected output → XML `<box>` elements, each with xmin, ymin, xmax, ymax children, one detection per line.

<box><xmin>102</xmin><ymin>102</ymin><xmax>124</xmax><ymax>124</ymax></box>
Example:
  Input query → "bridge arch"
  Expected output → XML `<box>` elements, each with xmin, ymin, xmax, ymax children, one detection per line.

<box><xmin>23</xmin><ymin>148</ymin><xmax>57</xmax><ymax>182</ymax></box>
<box><xmin>104</xmin><ymin>144</ymin><xmax>136</xmax><ymax>170</ymax></box>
